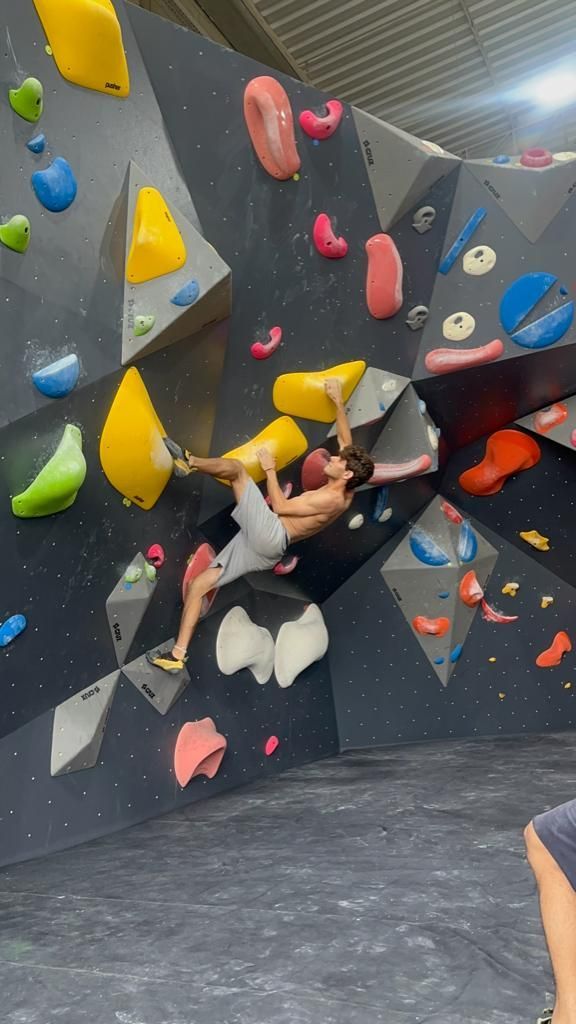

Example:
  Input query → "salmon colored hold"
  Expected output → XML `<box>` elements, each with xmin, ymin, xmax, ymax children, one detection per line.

<box><xmin>243</xmin><ymin>76</ymin><xmax>300</xmax><ymax>180</ymax></box>
<box><xmin>480</xmin><ymin>599</ymin><xmax>518</xmax><ymax>624</ymax></box>
<box><xmin>459</xmin><ymin>570</ymin><xmax>484</xmax><ymax>607</ymax></box>
<box><xmin>174</xmin><ymin>719</ymin><xmax>227</xmax><ymax>787</ymax></box>
<box><xmin>369</xmin><ymin>454</ymin><xmax>432</xmax><ymax>485</ymax></box>
<box><xmin>458</xmin><ymin>429</ymin><xmax>541</xmax><ymax>496</ymax></box>
<box><xmin>412</xmin><ymin>616</ymin><xmax>451</xmax><ymax>637</ymax></box>
<box><xmin>533</xmin><ymin>403</ymin><xmax>569</xmax><ymax>434</ymax></box>
<box><xmin>182</xmin><ymin>542</ymin><xmax>217</xmax><ymax>616</ymax></box>
<box><xmin>365</xmin><ymin>233</ymin><xmax>403</xmax><ymax>318</ymax></box>
<box><xmin>536</xmin><ymin>631</ymin><xmax>572</xmax><ymax>668</ymax></box>
<box><xmin>425</xmin><ymin>338</ymin><xmax>504</xmax><ymax>375</ymax></box>
<box><xmin>440</xmin><ymin>500</ymin><xmax>464</xmax><ymax>524</ymax></box>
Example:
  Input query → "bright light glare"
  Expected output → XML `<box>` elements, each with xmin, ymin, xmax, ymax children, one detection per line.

<box><xmin>523</xmin><ymin>70</ymin><xmax>576</xmax><ymax>109</ymax></box>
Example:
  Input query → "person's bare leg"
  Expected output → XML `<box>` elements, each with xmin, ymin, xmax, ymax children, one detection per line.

<box><xmin>172</xmin><ymin>566</ymin><xmax>222</xmax><ymax>658</ymax></box>
<box><xmin>187</xmin><ymin>456</ymin><xmax>250</xmax><ymax>503</ymax></box>
<box><xmin>525</xmin><ymin>821</ymin><xmax>576</xmax><ymax>1024</ymax></box>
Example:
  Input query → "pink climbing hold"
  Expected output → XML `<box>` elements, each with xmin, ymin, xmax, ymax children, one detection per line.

<box><xmin>146</xmin><ymin>543</ymin><xmax>165</xmax><ymax>568</ymax></box>
<box><xmin>299</xmin><ymin>100</ymin><xmax>343</xmax><ymax>140</ymax></box>
<box><xmin>251</xmin><ymin>326</ymin><xmax>282</xmax><ymax>360</ymax></box>
<box><xmin>440</xmin><ymin>500</ymin><xmax>464</xmax><ymax>525</ymax></box>
<box><xmin>273</xmin><ymin>554</ymin><xmax>300</xmax><ymax>576</ymax></box>
<box><xmin>265</xmin><ymin>481</ymin><xmax>293</xmax><ymax>506</ymax></box>
<box><xmin>243</xmin><ymin>76</ymin><xmax>300</xmax><ymax>180</ymax></box>
<box><xmin>369</xmin><ymin>454</ymin><xmax>432</xmax><ymax>485</ymax></box>
<box><xmin>313</xmin><ymin>213</ymin><xmax>348</xmax><ymax>258</ymax></box>
<box><xmin>182</xmin><ymin>542</ymin><xmax>217</xmax><ymax>616</ymax></box>
<box><xmin>174</xmin><ymin>718</ymin><xmax>227</xmax><ymax>787</ymax></box>
<box><xmin>424</xmin><ymin>339</ymin><xmax>504</xmax><ymax>375</ymax></box>
<box><xmin>571</xmin><ymin>429</ymin><xmax>576</xmax><ymax>449</ymax></box>
<box><xmin>301</xmin><ymin>448</ymin><xmax>331</xmax><ymax>490</ymax></box>
<box><xmin>365</xmin><ymin>234</ymin><xmax>403</xmax><ymax>319</ymax></box>
<box><xmin>265</xmin><ymin>735</ymin><xmax>279</xmax><ymax>756</ymax></box>
<box><xmin>481</xmin><ymin>599</ymin><xmax>519</xmax><ymax>624</ymax></box>
<box><xmin>520</xmin><ymin>147</ymin><xmax>553</xmax><ymax>168</ymax></box>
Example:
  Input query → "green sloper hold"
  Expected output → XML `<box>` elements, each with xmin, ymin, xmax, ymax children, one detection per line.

<box><xmin>12</xmin><ymin>424</ymin><xmax>86</xmax><ymax>518</ymax></box>
<box><xmin>0</xmin><ymin>215</ymin><xmax>31</xmax><ymax>254</ymax></box>
<box><xmin>134</xmin><ymin>315</ymin><xmax>155</xmax><ymax>337</ymax></box>
<box><xmin>9</xmin><ymin>77</ymin><xmax>43</xmax><ymax>122</ymax></box>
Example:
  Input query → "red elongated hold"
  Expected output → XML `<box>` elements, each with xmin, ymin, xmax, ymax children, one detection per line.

<box><xmin>481</xmin><ymin>598</ymin><xmax>518</xmax><ymax>624</ymax></box>
<box><xmin>425</xmin><ymin>338</ymin><xmax>504</xmax><ymax>375</ymax></box>
<box><xmin>536</xmin><ymin>631</ymin><xmax>572</xmax><ymax>667</ymax></box>
<box><xmin>265</xmin><ymin>735</ymin><xmax>279</xmax><ymax>756</ymax></box>
<box><xmin>365</xmin><ymin>233</ymin><xmax>403</xmax><ymax>318</ymax></box>
<box><xmin>369</xmin><ymin>454</ymin><xmax>432</xmax><ymax>485</ymax></box>
<box><xmin>146</xmin><ymin>543</ymin><xmax>165</xmax><ymax>568</ymax></box>
<box><xmin>441</xmin><ymin>500</ymin><xmax>464</xmax><ymax>524</ymax></box>
<box><xmin>243</xmin><ymin>76</ymin><xmax>300</xmax><ymax>180</ymax></box>
<box><xmin>273</xmin><ymin>554</ymin><xmax>300</xmax><ymax>576</ymax></box>
<box><xmin>251</xmin><ymin>326</ymin><xmax>282</xmax><ymax>360</ymax></box>
<box><xmin>313</xmin><ymin>213</ymin><xmax>348</xmax><ymax>258</ymax></box>
<box><xmin>459</xmin><ymin>570</ymin><xmax>484</xmax><ymax>607</ymax></box>
<box><xmin>533</xmin><ymin>402</ymin><xmax>568</xmax><ymax>434</ymax></box>
<box><xmin>412</xmin><ymin>616</ymin><xmax>451</xmax><ymax>637</ymax></box>
<box><xmin>299</xmin><ymin>100</ymin><xmax>343</xmax><ymax>139</ymax></box>
<box><xmin>265</xmin><ymin>481</ymin><xmax>293</xmax><ymax>506</ymax></box>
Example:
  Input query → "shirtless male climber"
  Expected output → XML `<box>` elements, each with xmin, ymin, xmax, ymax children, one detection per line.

<box><xmin>148</xmin><ymin>379</ymin><xmax>374</xmax><ymax>673</ymax></box>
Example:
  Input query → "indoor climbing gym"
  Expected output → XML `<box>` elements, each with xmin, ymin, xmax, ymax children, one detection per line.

<box><xmin>3</xmin><ymin>1</ymin><xmax>576</xmax><ymax>1022</ymax></box>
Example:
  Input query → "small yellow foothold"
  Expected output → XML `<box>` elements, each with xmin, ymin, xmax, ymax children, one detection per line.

<box><xmin>489</xmin><ymin>657</ymin><xmax>497</xmax><ymax>663</ymax></box>
<box><xmin>519</xmin><ymin>529</ymin><xmax>550</xmax><ymax>551</ymax></box>
<box><xmin>122</xmin><ymin>497</ymin><xmax>132</xmax><ymax>508</ymax></box>
<box><xmin>498</xmin><ymin>692</ymin><xmax>505</xmax><ymax>700</ymax></box>
<box><xmin>502</xmin><ymin>581</ymin><xmax>519</xmax><ymax>597</ymax></box>
<box><xmin>541</xmin><ymin>595</ymin><xmax>554</xmax><ymax>609</ymax></box>
<box><xmin>564</xmin><ymin>682</ymin><xmax>572</xmax><ymax>690</ymax></box>
<box><xmin>45</xmin><ymin>44</ymin><xmax>52</xmax><ymax>55</ymax></box>
<box><xmin>293</xmin><ymin>173</ymin><xmax>300</xmax><ymax>181</ymax></box>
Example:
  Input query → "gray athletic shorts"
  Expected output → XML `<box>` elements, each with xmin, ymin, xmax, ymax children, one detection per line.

<box><xmin>210</xmin><ymin>478</ymin><xmax>289</xmax><ymax>588</ymax></box>
<box><xmin>533</xmin><ymin>798</ymin><xmax>576</xmax><ymax>890</ymax></box>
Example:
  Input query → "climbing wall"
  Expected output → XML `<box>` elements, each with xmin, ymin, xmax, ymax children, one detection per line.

<box><xmin>2</xmin><ymin>0</ymin><xmax>576</xmax><ymax>865</ymax></box>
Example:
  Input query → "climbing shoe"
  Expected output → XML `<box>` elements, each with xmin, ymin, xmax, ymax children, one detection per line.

<box><xmin>146</xmin><ymin>648</ymin><xmax>187</xmax><ymax>673</ymax></box>
<box><xmin>536</xmin><ymin>1010</ymin><xmax>553</xmax><ymax>1024</ymax></box>
<box><xmin>163</xmin><ymin>436</ymin><xmax>194</xmax><ymax>478</ymax></box>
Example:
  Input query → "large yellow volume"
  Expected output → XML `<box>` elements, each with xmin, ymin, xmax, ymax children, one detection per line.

<box><xmin>221</xmin><ymin>417</ymin><xmax>308</xmax><ymax>485</ymax></box>
<box><xmin>273</xmin><ymin>361</ymin><xmax>366</xmax><ymax>423</ymax></box>
<box><xmin>126</xmin><ymin>187</ymin><xmax>187</xmax><ymax>284</ymax></box>
<box><xmin>32</xmin><ymin>0</ymin><xmax>130</xmax><ymax>98</ymax></box>
<box><xmin>99</xmin><ymin>368</ymin><xmax>173</xmax><ymax>510</ymax></box>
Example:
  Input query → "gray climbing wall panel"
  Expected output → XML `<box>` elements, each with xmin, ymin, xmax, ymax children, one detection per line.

<box><xmin>122</xmin><ymin>640</ymin><xmax>190</xmax><ymax>715</ymax></box>
<box><xmin>466</xmin><ymin>157</ymin><xmax>576</xmax><ymax>243</ymax></box>
<box><xmin>369</xmin><ymin>383</ymin><xmax>439</xmax><ymax>475</ymax></box>
<box><xmin>105</xmin><ymin>552</ymin><xmax>157</xmax><ymax>667</ymax></box>
<box><xmin>516</xmin><ymin>395</ymin><xmax>576</xmax><ymax>451</ymax></box>
<box><xmin>50</xmin><ymin>671</ymin><xmax>119</xmax><ymax>776</ymax></box>
<box><xmin>326</xmin><ymin>366</ymin><xmax>410</xmax><ymax>439</ymax></box>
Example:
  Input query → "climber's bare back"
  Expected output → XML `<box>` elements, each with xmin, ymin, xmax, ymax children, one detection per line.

<box><xmin>279</xmin><ymin>485</ymin><xmax>353</xmax><ymax>542</ymax></box>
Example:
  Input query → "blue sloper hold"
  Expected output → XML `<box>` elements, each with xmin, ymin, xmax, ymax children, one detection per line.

<box><xmin>409</xmin><ymin>527</ymin><xmax>450</xmax><ymax>566</ymax></box>
<box><xmin>500</xmin><ymin>272</ymin><xmax>557</xmax><ymax>334</ymax></box>
<box><xmin>450</xmin><ymin>643</ymin><xmax>463</xmax><ymax>663</ymax></box>
<box><xmin>439</xmin><ymin>208</ymin><xmax>487</xmax><ymax>275</ymax></box>
<box><xmin>511</xmin><ymin>302</ymin><xmax>574</xmax><ymax>350</ymax></box>
<box><xmin>492</xmin><ymin>155</ymin><xmax>510</xmax><ymax>164</ymax></box>
<box><xmin>372</xmin><ymin>486</ymin><xmax>389</xmax><ymax>522</ymax></box>
<box><xmin>170</xmin><ymin>279</ymin><xmax>200</xmax><ymax>307</ymax></box>
<box><xmin>32</xmin><ymin>353</ymin><xmax>79</xmax><ymax>398</ymax></box>
<box><xmin>0</xmin><ymin>614</ymin><xmax>27</xmax><ymax>647</ymax></box>
<box><xmin>31</xmin><ymin>156</ymin><xmax>77</xmax><ymax>212</ymax></box>
<box><xmin>457</xmin><ymin>520</ymin><xmax>478</xmax><ymax>564</ymax></box>
<box><xmin>27</xmin><ymin>133</ymin><xmax>46</xmax><ymax>154</ymax></box>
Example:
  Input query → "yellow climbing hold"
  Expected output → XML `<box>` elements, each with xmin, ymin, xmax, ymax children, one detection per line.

<box><xmin>564</xmin><ymin>682</ymin><xmax>572</xmax><ymax>690</ymax></box>
<box><xmin>45</xmin><ymin>45</ymin><xmax>52</xmax><ymax>56</ymax></box>
<box><xmin>541</xmin><ymin>595</ymin><xmax>554</xmax><ymax>609</ymax></box>
<box><xmin>498</xmin><ymin>692</ymin><xmax>505</xmax><ymax>700</ymax></box>
<box><xmin>32</xmin><ymin>0</ymin><xmax>130</xmax><ymax>97</ymax></box>
<box><xmin>273</xmin><ymin>361</ymin><xmax>366</xmax><ymax>423</ymax></box>
<box><xmin>502</xmin><ymin>581</ymin><xmax>519</xmax><ymax>597</ymax></box>
<box><xmin>99</xmin><ymin>368</ymin><xmax>173</xmax><ymax>510</ymax></box>
<box><xmin>126</xmin><ymin>187</ymin><xmax>187</xmax><ymax>285</ymax></box>
<box><xmin>489</xmin><ymin>657</ymin><xmax>497</xmax><ymax>663</ymax></box>
<box><xmin>221</xmin><ymin>416</ymin><xmax>308</xmax><ymax>485</ymax></box>
<box><xmin>519</xmin><ymin>529</ymin><xmax>550</xmax><ymax>551</ymax></box>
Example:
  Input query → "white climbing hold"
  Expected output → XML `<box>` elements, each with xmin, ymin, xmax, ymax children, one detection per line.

<box><xmin>427</xmin><ymin>425</ymin><xmax>439</xmax><ymax>451</ymax></box>
<box><xmin>216</xmin><ymin>606</ymin><xmax>274</xmax><ymax>685</ymax></box>
<box><xmin>462</xmin><ymin>245</ymin><xmax>497</xmax><ymax>276</ymax></box>
<box><xmin>378</xmin><ymin>507</ymin><xmax>393</xmax><ymax>523</ymax></box>
<box><xmin>348</xmin><ymin>513</ymin><xmax>364</xmax><ymax>530</ymax></box>
<box><xmin>274</xmin><ymin>604</ymin><xmax>329</xmax><ymax>688</ymax></box>
<box><xmin>442</xmin><ymin>311</ymin><xmax>475</xmax><ymax>341</ymax></box>
<box><xmin>553</xmin><ymin>152</ymin><xmax>576</xmax><ymax>162</ymax></box>
<box><xmin>421</xmin><ymin>139</ymin><xmax>444</xmax><ymax>155</ymax></box>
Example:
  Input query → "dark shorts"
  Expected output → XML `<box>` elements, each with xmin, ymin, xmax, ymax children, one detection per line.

<box><xmin>210</xmin><ymin>478</ymin><xmax>289</xmax><ymax>588</ymax></box>
<box><xmin>533</xmin><ymin>797</ymin><xmax>576</xmax><ymax>890</ymax></box>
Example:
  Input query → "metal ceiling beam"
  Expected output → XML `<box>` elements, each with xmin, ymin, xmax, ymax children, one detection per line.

<box><xmin>456</xmin><ymin>0</ymin><xmax>517</xmax><ymax>139</ymax></box>
<box><xmin>127</xmin><ymin>0</ymin><xmax>309</xmax><ymax>81</ymax></box>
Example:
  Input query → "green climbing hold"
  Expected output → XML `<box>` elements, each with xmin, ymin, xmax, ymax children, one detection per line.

<box><xmin>144</xmin><ymin>562</ymin><xmax>157</xmax><ymax>583</ymax></box>
<box><xmin>11</xmin><ymin>424</ymin><xmax>86</xmax><ymax>518</ymax></box>
<box><xmin>0</xmin><ymin>215</ymin><xmax>31</xmax><ymax>254</ymax></box>
<box><xmin>134</xmin><ymin>315</ymin><xmax>155</xmax><ymax>337</ymax></box>
<box><xmin>9</xmin><ymin>77</ymin><xmax>43</xmax><ymax>122</ymax></box>
<box><xmin>124</xmin><ymin>563</ymin><xmax>143</xmax><ymax>584</ymax></box>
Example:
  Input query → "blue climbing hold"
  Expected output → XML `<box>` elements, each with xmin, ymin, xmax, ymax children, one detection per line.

<box><xmin>32</xmin><ymin>353</ymin><xmax>79</xmax><ymax>398</ymax></box>
<box><xmin>511</xmin><ymin>302</ymin><xmax>574</xmax><ymax>350</ymax></box>
<box><xmin>437</xmin><ymin>591</ymin><xmax>450</xmax><ymax>599</ymax></box>
<box><xmin>378</xmin><ymin>401</ymin><xmax>386</xmax><ymax>412</ymax></box>
<box><xmin>492</xmin><ymin>155</ymin><xmax>510</xmax><ymax>164</ymax></box>
<box><xmin>409</xmin><ymin>527</ymin><xmax>450</xmax><ymax>566</ymax></box>
<box><xmin>312</xmin><ymin>139</ymin><xmax>320</xmax><ymax>147</ymax></box>
<box><xmin>433</xmin><ymin>657</ymin><xmax>445</xmax><ymax>665</ymax></box>
<box><xmin>457</xmin><ymin>520</ymin><xmax>478</xmax><ymax>564</ymax></box>
<box><xmin>170</xmin><ymin>279</ymin><xmax>200</xmax><ymax>307</ymax></box>
<box><xmin>500</xmin><ymin>272</ymin><xmax>557</xmax><ymax>333</ymax></box>
<box><xmin>418</xmin><ymin>400</ymin><xmax>427</xmax><ymax>415</ymax></box>
<box><xmin>450</xmin><ymin>643</ymin><xmax>463</xmax><ymax>663</ymax></box>
<box><xmin>560</xmin><ymin>286</ymin><xmax>568</xmax><ymax>296</ymax></box>
<box><xmin>372</xmin><ymin>486</ymin><xmax>390</xmax><ymax>522</ymax></box>
<box><xmin>31</xmin><ymin>156</ymin><xmax>77</xmax><ymax>212</ymax></box>
<box><xmin>0</xmin><ymin>614</ymin><xmax>27</xmax><ymax>647</ymax></box>
<box><xmin>27</xmin><ymin>133</ymin><xmax>46</xmax><ymax>154</ymax></box>
<box><xmin>439</xmin><ymin>208</ymin><xmax>487</xmax><ymax>275</ymax></box>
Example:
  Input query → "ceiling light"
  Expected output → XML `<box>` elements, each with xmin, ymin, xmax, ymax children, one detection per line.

<box><xmin>523</xmin><ymin>70</ymin><xmax>576</xmax><ymax>109</ymax></box>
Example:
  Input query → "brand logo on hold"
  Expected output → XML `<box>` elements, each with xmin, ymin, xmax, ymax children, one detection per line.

<box><xmin>105</xmin><ymin>82</ymin><xmax>121</xmax><ymax>91</ymax></box>
<box><xmin>113</xmin><ymin>622</ymin><xmax>122</xmax><ymax>642</ymax></box>
<box><xmin>392</xmin><ymin>587</ymin><xmax>402</xmax><ymax>602</ymax></box>
<box><xmin>483</xmin><ymin>179</ymin><xmax>501</xmax><ymax>201</ymax></box>
<box><xmin>363</xmin><ymin>139</ymin><xmax>375</xmax><ymax>167</ymax></box>
<box><xmin>142</xmin><ymin>683</ymin><xmax>156</xmax><ymax>700</ymax></box>
<box><xmin>81</xmin><ymin>684</ymin><xmax>101</xmax><ymax>702</ymax></box>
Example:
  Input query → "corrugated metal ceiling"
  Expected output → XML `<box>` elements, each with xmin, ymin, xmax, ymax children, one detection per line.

<box><xmin>252</xmin><ymin>0</ymin><xmax>576</xmax><ymax>157</ymax></box>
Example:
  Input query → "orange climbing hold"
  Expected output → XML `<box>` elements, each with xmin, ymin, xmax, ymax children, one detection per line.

<box><xmin>458</xmin><ymin>429</ymin><xmax>541</xmax><ymax>496</ymax></box>
<box><xmin>412</xmin><ymin>616</ymin><xmax>451</xmax><ymax>637</ymax></box>
<box><xmin>243</xmin><ymin>76</ymin><xmax>300</xmax><ymax>180</ymax></box>
<box><xmin>459</xmin><ymin>570</ymin><xmax>484</xmax><ymax>607</ymax></box>
<box><xmin>536</xmin><ymin>631</ymin><xmax>572</xmax><ymax>668</ymax></box>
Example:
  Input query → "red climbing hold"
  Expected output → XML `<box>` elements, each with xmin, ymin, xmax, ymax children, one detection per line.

<box><xmin>182</xmin><ymin>542</ymin><xmax>217</xmax><ymax>616</ymax></box>
<box><xmin>299</xmin><ymin>100</ymin><xmax>343</xmax><ymax>139</ymax></box>
<box><xmin>301</xmin><ymin>448</ymin><xmax>331</xmax><ymax>490</ymax></box>
<box><xmin>251</xmin><ymin>326</ymin><xmax>282</xmax><ymax>360</ymax></box>
<box><xmin>265</xmin><ymin>735</ymin><xmax>279</xmax><ymax>756</ymax></box>
<box><xmin>520</xmin><ymin>147</ymin><xmax>553</xmax><ymax>168</ymax></box>
<box><xmin>425</xmin><ymin>339</ymin><xmax>504</xmax><ymax>375</ymax></box>
<box><xmin>536</xmin><ymin>631</ymin><xmax>572</xmax><ymax>667</ymax></box>
<box><xmin>313</xmin><ymin>213</ymin><xmax>348</xmax><ymax>258</ymax></box>
<box><xmin>480</xmin><ymin>599</ymin><xmax>518</xmax><ymax>624</ymax></box>
<box><xmin>459</xmin><ymin>570</ymin><xmax>484</xmax><ymax>607</ymax></box>
<box><xmin>273</xmin><ymin>554</ymin><xmax>300</xmax><ymax>575</ymax></box>
<box><xmin>146</xmin><ymin>543</ymin><xmax>165</xmax><ymax>568</ymax></box>
<box><xmin>458</xmin><ymin>429</ymin><xmax>541</xmax><ymax>496</ymax></box>
<box><xmin>369</xmin><ymin>454</ymin><xmax>432</xmax><ymax>485</ymax></box>
<box><xmin>365</xmin><ymin>234</ymin><xmax>403</xmax><ymax>319</ymax></box>
<box><xmin>440</xmin><ymin>500</ymin><xmax>464</xmax><ymax>525</ymax></box>
<box><xmin>412</xmin><ymin>616</ymin><xmax>451</xmax><ymax>637</ymax></box>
